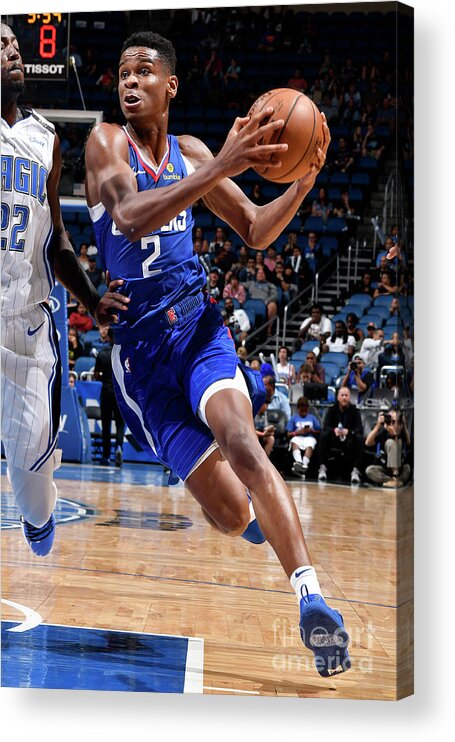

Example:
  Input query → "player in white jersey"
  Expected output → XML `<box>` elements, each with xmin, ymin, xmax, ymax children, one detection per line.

<box><xmin>1</xmin><ymin>24</ymin><xmax>129</xmax><ymax>555</ymax></box>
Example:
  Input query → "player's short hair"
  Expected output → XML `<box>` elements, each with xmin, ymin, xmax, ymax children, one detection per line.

<box><xmin>120</xmin><ymin>32</ymin><xmax>176</xmax><ymax>74</ymax></box>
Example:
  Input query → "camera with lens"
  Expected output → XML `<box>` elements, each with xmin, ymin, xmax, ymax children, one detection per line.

<box><xmin>384</xmin><ymin>414</ymin><xmax>392</xmax><ymax>425</ymax></box>
<box><xmin>349</xmin><ymin>361</ymin><xmax>358</xmax><ymax>371</ymax></box>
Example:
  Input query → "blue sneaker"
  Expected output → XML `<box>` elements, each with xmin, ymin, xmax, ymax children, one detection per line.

<box><xmin>241</xmin><ymin>491</ymin><xmax>266</xmax><ymax>544</ymax></box>
<box><xmin>20</xmin><ymin>513</ymin><xmax>55</xmax><ymax>557</ymax></box>
<box><xmin>299</xmin><ymin>594</ymin><xmax>351</xmax><ymax>677</ymax></box>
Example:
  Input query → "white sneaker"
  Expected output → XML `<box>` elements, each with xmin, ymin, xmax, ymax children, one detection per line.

<box><xmin>318</xmin><ymin>465</ymin><xmax>327</xmax><ymax>483</ymax></box>
<box><xmin>351</xmin><ymin>467</ymin><xmax>361</xmax><ymax>485</ymax></box>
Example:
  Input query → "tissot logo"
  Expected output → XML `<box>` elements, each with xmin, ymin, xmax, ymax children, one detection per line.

<box><xmin>24</xmin><ymin>63</ymin><xmax>65</xmax><ymax>76</ymax></box>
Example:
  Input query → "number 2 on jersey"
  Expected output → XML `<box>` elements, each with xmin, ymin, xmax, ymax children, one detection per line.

<box><xmin>141</xmin><ymin>234</ymin><xmax>161</xmax><ymax>277</ymax></box>
<box><xmin>1</xmin><ymin>204</ymin><xmax>30</xmax><ymax>252</ymax></box>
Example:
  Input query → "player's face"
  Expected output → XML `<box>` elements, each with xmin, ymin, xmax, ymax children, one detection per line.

<box><xmin>1</xmin><ymin>25</ymin><xmax>25</xmax><ymax>95</ymax></box>
<box><xmin>118</xmin><ymin>46</ymin><xmax>177</xmax><ymax>122</ymax></box>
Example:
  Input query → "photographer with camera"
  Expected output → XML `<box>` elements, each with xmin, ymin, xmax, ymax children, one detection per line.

<box><xmin>365</xmin><ymin>409</ymin><xmax>411</xmax><ymax>488</ymax></box>
<box><xmin>340</xmin><ymin>353</ymin><xmax>374</xmax><ymax>399</ymax></box>
<box><xmin>317</xmin><ymin>386</ymin><xmax>364</xmax><ymax>485</ymax></box>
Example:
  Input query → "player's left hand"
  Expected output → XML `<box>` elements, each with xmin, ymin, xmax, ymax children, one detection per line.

<box><xmin>95</xmin><ymin>272</ymin><xmax>130</xmax><ymax>326</ymax></box>
<box><xmin>295</xmin><ymin>112</ymin><xmax>331</xmax><ymax>192</ymax></box>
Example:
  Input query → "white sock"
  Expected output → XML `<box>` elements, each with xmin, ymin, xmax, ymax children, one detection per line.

<box><xmin>292</xmin><ymin>449</ymin><xmax>302</xmax><ymax>463</ymax></box>
<box><xmin>246</xmin><ymin>488</ymin><xmax>256</xmax><ymax>523</ymax></box>
<box><xmin>302</xmin><ymin>455</ymin><xmax>310</xmax><ymax>467</ymax></box>
<box><xmin>290</xmin><ymin>566</ymin><xmax>323</xmax><ymax>603</ymax></box>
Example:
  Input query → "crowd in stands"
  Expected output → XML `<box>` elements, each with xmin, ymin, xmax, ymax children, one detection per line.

<box><xmin>23</xmin><ymin>5</ymin><xmax>412</xmax><ymax>479</ymax></box>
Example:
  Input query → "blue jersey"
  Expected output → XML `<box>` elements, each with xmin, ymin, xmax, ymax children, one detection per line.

<box><xmin>89</xmin><ymin>129</ymin><xmax>206</xmax><ymax>341</ymax></box>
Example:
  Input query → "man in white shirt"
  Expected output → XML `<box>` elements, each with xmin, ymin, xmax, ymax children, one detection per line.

<box><xmin>360</xmin><ymin>326</ymin><xmax>385</xmax><ymax>368</ymax></box>
<box><xmin>223</xmin><ymin>297</ymin><xmax>251</xmax><ymax>344</ymax></box>
<box><xmin>294</xmin><ymin>303</ymin><xmax>332</xmax><ymax>352</ymax></box>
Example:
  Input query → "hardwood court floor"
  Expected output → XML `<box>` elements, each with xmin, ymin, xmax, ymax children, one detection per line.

<box><xmin>1</xmin><ymin>463</ymin><xmax>413</xmax><ymax>699</ymax></box>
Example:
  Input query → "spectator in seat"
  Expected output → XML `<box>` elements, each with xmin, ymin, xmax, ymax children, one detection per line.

<box><xmin>254</xmin><ymin>402</ymin><xmax>276</xmax><ymax>458</ymax></box>
<box><xmin>223</xmin><ymin>273</ymin><xmax>246</xmax><ymax>304</ymax></box>
<box><xmin>311</xmin><ymin>187</ymin><xmax>333</xmax><ymax>223</ymax></box>
<box><xmin>68</xmin><ymin>327</ymin><xmax>85</xmax><ymax>371</ymax></box>
<box><xmin>86</xmin><ymin>255</ymin><xmax>105</xmax><ymax>289</ymax></box>
<box><xmin>276</xmin><ymin>346</ymin><xmax>296</xmax><ymax>386</ymax></box>
<box><xmin>287</xmin><ymin>69</ymin><xmax>308</xmax><ymax>92</ymax></box>
<box><xmin>208</xmin><ymin>226</ymin><xmax>226</xmax><ymax>253</ymax></box>
<box><xmin>377</xmin><ymin>331</ymin><xmax>406</xmax><ymax>379</ymax></box>
<box><xmin>303</xmin><ymin>232</ymin><xmax>320</xmax><ymax>275</ymax></box>
<box><xmin>78</xmin><ymin>243</ymin><xmax>90</xmax><ymax>271</ymax></box>
<box><xmin>250</xmin><ymin>183</ymin><xmax>266</xmax><ymax>207</ymax></box>
<box><xmin>322</xmin><ymin>320</ymin><xmax>356</xmax><ymax>357</ymax></box>
<box><xmin>231</xmin><ymin>244</ymin><xmax>249</xmax><ymax>274</ymax></box>
<box><xmin>287</xmin><ymin>245</ymin><xmax>309</xmax><ymax>290</ymax></box>
<box><xmin>340</xmin><ymin>353</ymin><xmax>374</xmax><ymax>399</ymax></box>
<box><xmin>193</xmin><ymin>226</ymin><xmax>209</xmax><ymax>253</ymax></box>
<box><xmin>373</xmin><ymin>269</ymin><xmax>398</xmax><ymax>298</ymax></box>
<box><xmin>294</xmin><ymin>303</ymin><xmax>332</xmax><ymax>352</ymax></box>
<box><xmin>264</xmin><ymin>245</ymin><xmax>277</xmax><ymax>274</ymax></box>
<box><xmin>244</xmin><ymin>267</ymin><xmax>278</xmax><ymax>335</ymax></box>
<box><xmin>317</xmin><ymin>386</ymin><xmax>364</xmax><ymax>485</ymax></box>
<box><xmin>305</xmin><ymin>351</ymin><xmax>326</xmax><ymax>384</ymax></box>
<box><xmin>94</xmin><ymin>329</ymin><xmax>125</xmax><ymax>467</ymax></box>
<box><xmin>354</xmin><ymin>270</ymin><xmax>375</xmax><ymax>297</ymax></box>
<box><xmin>282</xmin><ymin>231</ymin><xmax>299</xmax><ymax>261</ymax></box>
<box><xmin>88</xmin><ymin>325</ymin><xmax>111</xmax><ymax>356</ymax></box>
<box><xmin>287</xmin><ymin>396</ymin><xmax>321</xmax><ymax>478</ymax></box>
<box><xmin>207</xmin><ymin>270</ymin><xmax>222</xmax><ymax>301</ymax></box>
<box><xmin>193</xmin><ymin>239</ymin><xmax>211</xmax><ymax>275</ymax></box>
<box><xmin>239</xmin><ymin>256</ymin><xmax>257</xmax><ymax>284</ymax></box>
<box><xmin>329</xmin><ymin>136</ymin><xmax>355</xmax><ymax>174</ymax></box>
<box><xmin>263</xmin><ymin>375</ymin><xmax>291</xmax><ymax>422</ymax></box>
<box><xmin>237</xmin><ymin>346</ymin><xmax>249</xmax><ymax>365</ymax></box>
<box><xmin>365</xmin><ymin>410</ymin><xmax>411</xmax><ymax>487</ymax></box>
<box><xmin>271</xmin><ymin>257</ymin><xmax>298</xmax><ymax>302</ymax></box>
<box><xmin>346</xmin><ymin>312</ymin><xmax>364</xmax><ymax>347</ymax></box>
<box><xmin>68</xmin><ymin>302</ymin><xmax>94</xmax><ymax>334</ymax></box>
<box><xmin>222</xmin><ymin>297</ymin><xmax>251</xmax><ymax>345</ymax></box>
<box><xmin>360</xmin><ymin>327</ymin><xmax>385</xmax><ymax>368</ymax></box>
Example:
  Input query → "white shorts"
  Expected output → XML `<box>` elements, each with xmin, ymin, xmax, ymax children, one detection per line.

<box><xmin>1</xmin><ymin>303</ymin><xmax>61</xmax><ymax>471</ymax></box>
<box><xmin>289</xmin><ymin>435</ymin><xmax>317</xmax><ymax>451</ymax></box>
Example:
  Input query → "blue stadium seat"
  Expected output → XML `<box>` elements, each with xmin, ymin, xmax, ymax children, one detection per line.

<box><xmin>321</xmin><ymin>362</ymin><xmax>340</xmax><ymax>385</ymax></box>
<box><xmin>343</xmin><ymin>304</ymin><xmax>365</xmax><ymax>318</ymax></box>
<box><xmin>373</xmin><ymin>295</ymin><xmax>395</xmax><ymax>308</ymax></box>
<box><xmin>290</xmin><ymin>351</ymin><xmax>310</xmax><ymax>365</ymax></box>
<box><xmin>303</xmin><ymin>216</ymin><xmax>325</xmax><ymax>234</ymax></box>
<box><xmin>325</xmin><ymin>217</ymin><xmax>348</xmax><ymax>234</ymax></box>
<box><xmin>348</xmin><ymin>294</ymin><xmax>373</xmax><ymax>310</ymax></box>
<box><xmin>331</xmin><ymin>312</ymin><xmax>348</xmax><ymax>323</ymax></box>
<box><xmin>243</xmin><ymin>299</ymin><xmax>266</xmax><ymax>324</ymax></box>
<box><xmin>363</xmin><ymin>312</ymin><xmax>385</xmax><ymax>327</ymax></box>
<box><xmin>74</xmin><ymin>356</ymin><xmax>95</xmax><ymax>376</ymax></box>
<box><xmin>321</xmin><ymin>352</ymin><xmax>349</xmax><ymax>369</ymax></box>
<box><xmin>320</xmin><ymin>236</ymin><xmax>338</xmax><ymax>257</ymax></box>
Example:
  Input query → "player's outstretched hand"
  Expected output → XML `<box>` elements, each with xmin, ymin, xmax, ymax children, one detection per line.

<box><xmin>295</xmin><ymin>112</ymin><xmax>331</xmax><ymax>193</ymax></box>
<box><xmin>215</xmin><ymin>106</ymin><xmax>288</xmax><ymax>178</ymax></box>
<box><xmin>95</xmin><ymin>272</ymin><xmax>130</xmax><ymax>326</ymax></box>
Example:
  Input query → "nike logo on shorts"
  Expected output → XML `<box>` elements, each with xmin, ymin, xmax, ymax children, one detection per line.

<box><xmin>27</xmin><ymin>321</ymin><xmax>45</xmax><ymax>336</ymax></box>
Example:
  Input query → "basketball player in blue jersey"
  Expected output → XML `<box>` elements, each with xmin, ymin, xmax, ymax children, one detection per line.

<box><xmin>1</xmin><ymin>24</ymin><xmax>129</xmax><ymax>557</ymax></box>
<box><xmin>85</xmin><ymin>31</ymin><xmax>350</xmax><ymax>677</ymax></box>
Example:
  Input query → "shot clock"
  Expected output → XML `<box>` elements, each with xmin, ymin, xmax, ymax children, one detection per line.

<box><xmin>8</xmin><ymin>13</ymin><xmax>70</xmax><ymax>81</ymax></box>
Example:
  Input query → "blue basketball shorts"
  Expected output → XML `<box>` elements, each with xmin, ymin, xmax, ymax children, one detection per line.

<box><xmin>111</xmin><ymin>295</ymin><xmax>246</xmax><ymax>480</ymax></box>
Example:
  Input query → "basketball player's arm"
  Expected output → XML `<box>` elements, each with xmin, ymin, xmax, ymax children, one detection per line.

<box><xmin>189</xmin><ymin>115</ymin><xmax>330</xmax><ymax>249</ymax></box>
<box><xmin>47</xmin><ymin>136</ymin><xmax>130</xmax><ymax>324</ymax></box>
<box><xmin>84</xmin><ymin>113</ymin><xmax>288</xmax><ymax>241</ymax></box>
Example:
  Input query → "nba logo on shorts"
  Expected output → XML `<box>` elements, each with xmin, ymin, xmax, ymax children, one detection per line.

<box><xmin>166</xmin><ymin>307</ymin><xmax>178</xmax><ymax>325</ymax></box>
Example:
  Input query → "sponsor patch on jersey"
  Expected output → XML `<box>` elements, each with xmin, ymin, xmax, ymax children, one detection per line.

<box><xmin>166</xmin><ymin>163</ymin><xmax>175</xmax><ymax>173</ymax></box>
<box><xmin>166</xmin><ymin>307</ymin><xmax>178</xmax><ymax>325</ymax></box>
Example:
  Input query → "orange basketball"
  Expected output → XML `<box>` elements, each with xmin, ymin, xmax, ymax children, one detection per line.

<box><xmin>248</xmin><ymin>88</ymin><xmax>324</xmax><ymax>183</ymax></box>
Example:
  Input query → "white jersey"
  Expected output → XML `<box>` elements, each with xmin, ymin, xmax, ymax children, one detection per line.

<box><xmin>1</xmin><ymin>108</ymin><xmax>55</xmax><ymax>314</ymax></box>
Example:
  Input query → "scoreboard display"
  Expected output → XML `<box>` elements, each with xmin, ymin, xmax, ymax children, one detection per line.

<box><xmin>7</xmin><ymin>13</ymin><xmax>70</xmax><ymax>81</ymax></box>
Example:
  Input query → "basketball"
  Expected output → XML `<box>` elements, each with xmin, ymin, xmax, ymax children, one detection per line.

<box><xmin>248</xmin><ymin>88</ymin><xmax>324</xmax><ymax>183</ymax></box>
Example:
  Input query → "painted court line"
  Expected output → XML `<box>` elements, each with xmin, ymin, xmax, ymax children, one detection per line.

<box><xmin>184</xmin><ymin>637</ymin><xmax>204</xmax><ymax>693</ymax></box>
<box><xmin>203</xmin><ymin>686</ymin><xmax>260</xmax><ymax>695</ymax></box>
<box><xmin>1</xmin><ymin>599</ymin><xmax>43</xmax><ymax>632</ymax></box>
